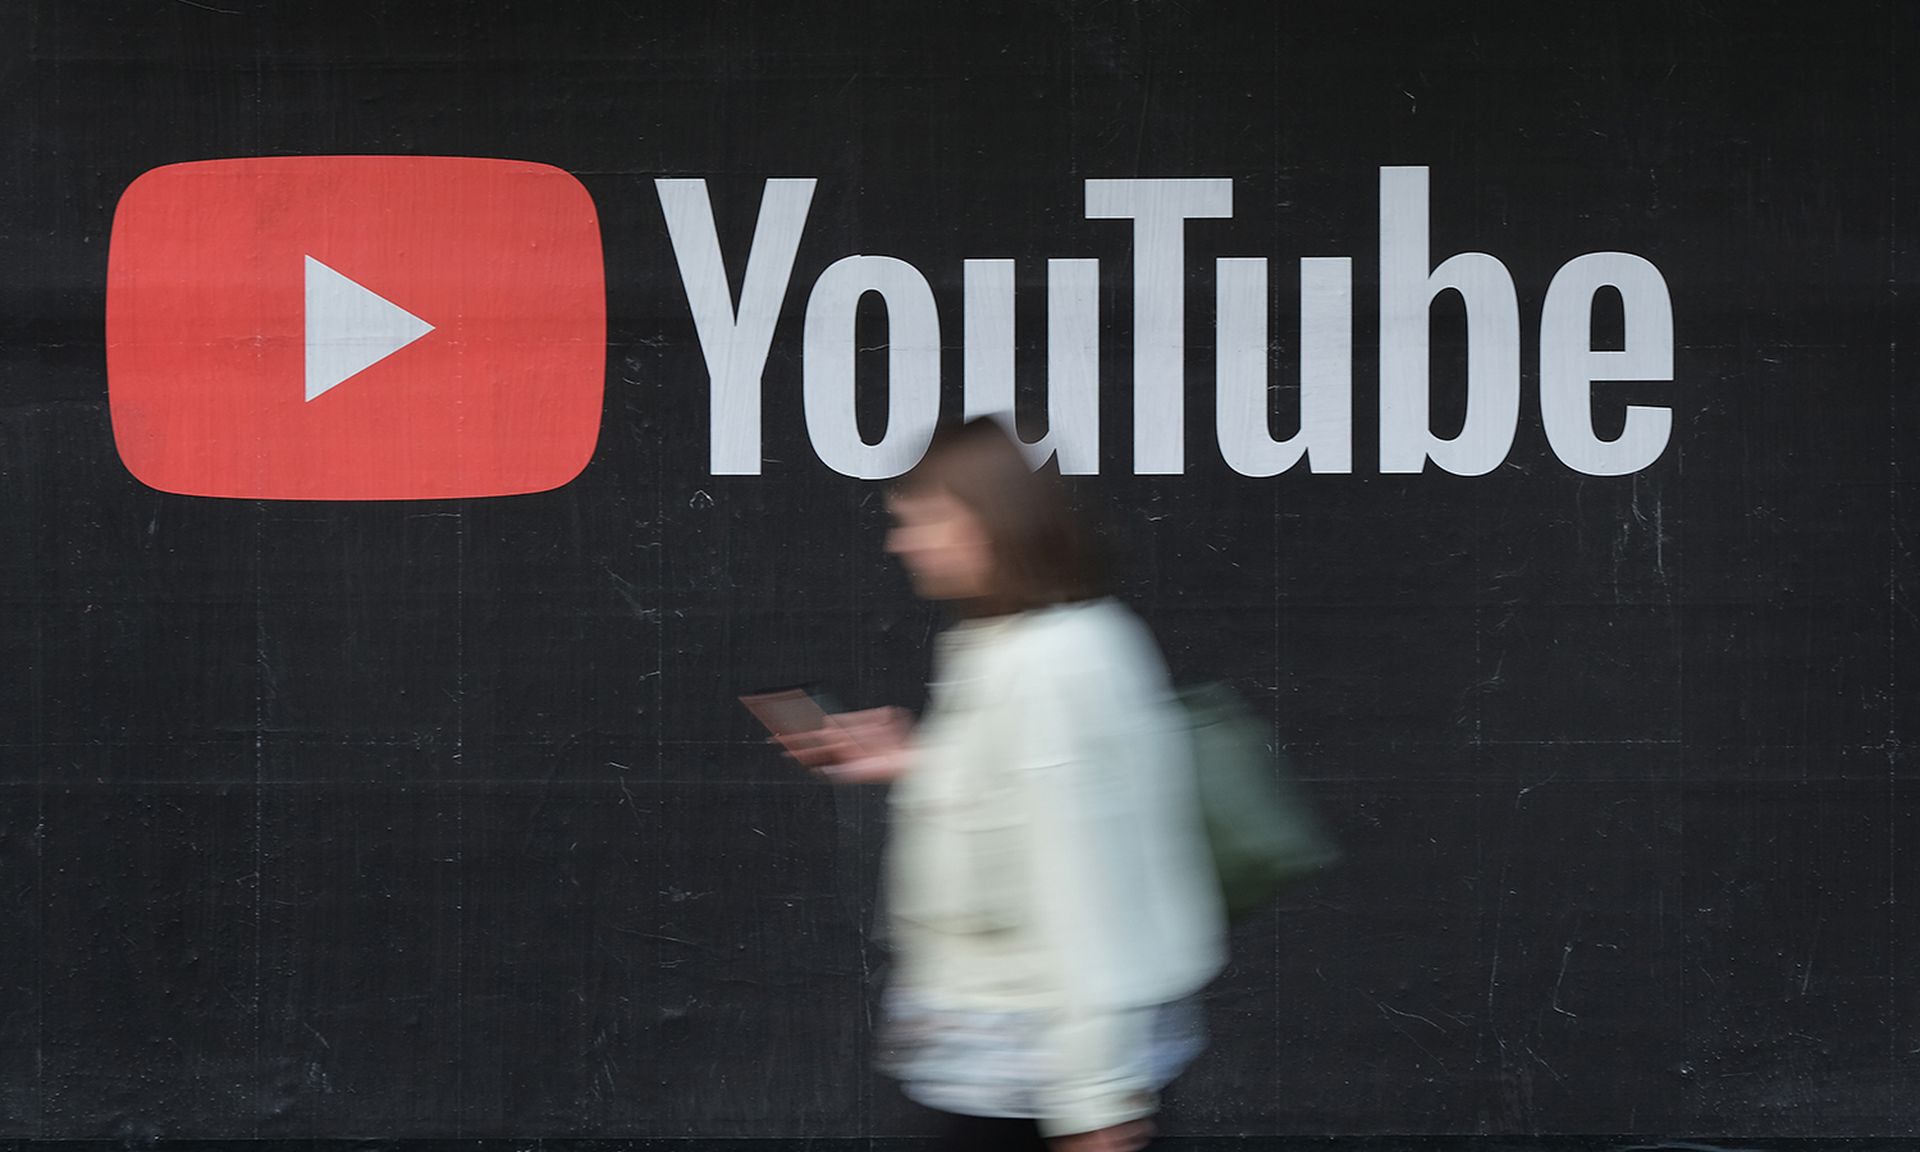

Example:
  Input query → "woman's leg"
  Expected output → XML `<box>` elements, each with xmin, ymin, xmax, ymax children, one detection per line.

<box><xmin>931</xmin><ymin>1109</ymin><xmax>1051</xmax><ymax>1152</ymax></box>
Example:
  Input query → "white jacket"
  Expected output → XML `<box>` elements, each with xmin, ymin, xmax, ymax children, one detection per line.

<box><xmin>881</xmin><ymin>596</ymin><xmax>1228</xmax><ymax>1135</ymax></box>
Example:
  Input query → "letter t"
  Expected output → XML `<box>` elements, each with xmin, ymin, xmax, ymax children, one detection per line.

<box><xmin>1087</xmin><ymin>179</ymin><xmax>1233</xmax><ymax>474</ymax></box>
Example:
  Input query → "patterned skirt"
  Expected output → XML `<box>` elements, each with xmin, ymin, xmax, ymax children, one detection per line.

<box><xmin>875</xmin><ymin>983</ymin><xmax>1209</xmax><ymax>1119</ymax></box>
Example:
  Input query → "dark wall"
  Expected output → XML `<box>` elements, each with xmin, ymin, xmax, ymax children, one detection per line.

<box><xmin>0</xmin><ymin>0</ymin><xmax>1914</xmax><ymax>1143</ymax></box>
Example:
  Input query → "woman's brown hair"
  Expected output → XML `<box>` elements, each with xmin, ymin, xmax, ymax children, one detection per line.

<box><xmin>889</xmin><ymin>415</ymin><xmax>1108</xmax><ymax>618</ymax></box>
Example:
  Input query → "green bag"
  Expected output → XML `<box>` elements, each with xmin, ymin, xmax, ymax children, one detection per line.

<box><xmin>1176</xmin><ymin>681</ymin><xmax>1339</xmax><ymax>920</ymax></box>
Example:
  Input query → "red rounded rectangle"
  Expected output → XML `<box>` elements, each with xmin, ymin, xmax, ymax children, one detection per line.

<box><xmin>106</xmin><ymin>155</ymin><xmax>606</xmax><ymax>500</ymax></box>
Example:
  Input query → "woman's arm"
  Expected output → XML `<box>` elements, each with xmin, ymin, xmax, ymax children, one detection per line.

<box><xmin>772</xmin><ymin>705</ymin><xmax>916</xmax><ymax>782</ymax></box>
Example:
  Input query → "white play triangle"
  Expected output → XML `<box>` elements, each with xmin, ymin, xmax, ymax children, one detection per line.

<box><xmin>303</xmin><ymin>255</ymin><xmax>435</xmax><ymax>401</ymax></box>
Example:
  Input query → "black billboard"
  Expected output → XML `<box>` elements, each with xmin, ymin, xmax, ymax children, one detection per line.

<box><xmin>0</xmin><ymin>2</ymin><xmax>1913</xmax><ymax>1147</ymax></box>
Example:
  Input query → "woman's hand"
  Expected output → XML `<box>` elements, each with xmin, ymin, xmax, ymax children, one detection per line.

<box><xmin>771</xmin><ymin>705</ymin><xmax>914</xmax><ymax>783</ymax></box>
<box><xmin>1049</xmin><ymin>1118</ymin><xmax>1156</xmax><ymax>1152</ymax></box>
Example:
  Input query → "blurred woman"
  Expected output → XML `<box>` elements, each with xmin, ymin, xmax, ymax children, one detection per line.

<box><xmin>777</xmin><ymin>416</ymin><xmax>1226</xmax><ymax>1152</ymax></box>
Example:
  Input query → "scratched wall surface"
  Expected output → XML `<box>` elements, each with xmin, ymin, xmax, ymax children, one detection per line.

<box><xmin>0</xmin><ymin>1</ymin><xmax>1914</xmax><ymax>1146</ymax></box>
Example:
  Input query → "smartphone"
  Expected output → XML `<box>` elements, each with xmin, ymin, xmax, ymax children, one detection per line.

<box><xmin>738</xmin><ymin>682</ymin><xmax>848</xmax><ymax>738</ymax></box>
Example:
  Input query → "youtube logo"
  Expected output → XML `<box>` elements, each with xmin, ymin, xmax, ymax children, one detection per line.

<box><xmin>106</xmin><ymin>156</ymin><xmax>605</xmax><ymax>500</ymax></box>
